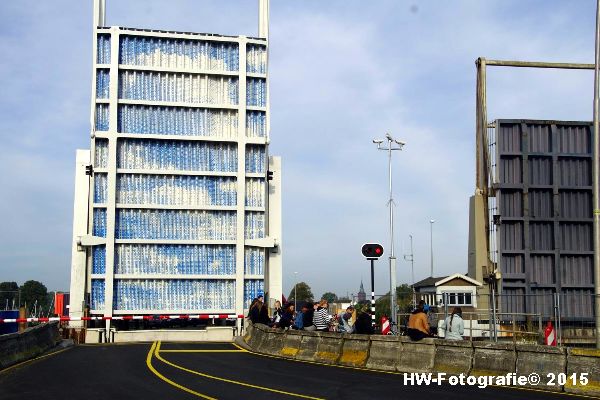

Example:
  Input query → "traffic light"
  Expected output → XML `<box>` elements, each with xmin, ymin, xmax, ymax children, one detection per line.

<box><xmin>267</xmin><ymin>170</ymin><xmax>274</xmax><ymax>181</ymax></box>
<box><xmin>362</xmin><ymin>243</ymin><xmax>384</xmax><ymax>259</ymax></box>
<box><xmin>85</xmin><ymin>164</ymin><xmax>94</xmax><ymax>176</ymax></box>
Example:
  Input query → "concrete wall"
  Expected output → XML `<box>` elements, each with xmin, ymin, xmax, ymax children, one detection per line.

<box><xmin>0</xmin><ymin>322</ymin><xmax>61</xmax><ymax>370</ymax></box>
<box><xmin>109</xmin><ymin>327</ymin><xmax>234</xmax><ymax>343</ymax></box>
<box><xmin>243</xmin><ymin>323</ymin><xmax>600</xmax><ymax>397</ymax></box>
<box><xmin>565</xmin><ymin>348</ymin><xmax>600</xmax><ymax>397</ymax></box>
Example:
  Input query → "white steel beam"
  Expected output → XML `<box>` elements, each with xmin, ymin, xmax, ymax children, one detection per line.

<box><xmin>266</xmin><ymin>156</ymin><xmax>282</xmax><ymax>305</ymax></box>
<box><xmin>258</xmin><ymin>0</ymin><xmax>269</xmax><ymax>40</ymax></box>
<box><xmin>103</xmin><ymin>27</ymin><xmax>120</xmax><ymax>330</ymax></box>
<box><xmin>93</xmin><ymin>0</ymin><xmax>106</xmax><ymax>28</ymax></box>
<box><xmin>69</xmin><ymin>150</ymin><xmax>91</xmax><ymax>329</ymax></box>
<box><xmin>236</xmin><ymin>37</ymin><xmax>249</xmax><ymax>328</ymax></box>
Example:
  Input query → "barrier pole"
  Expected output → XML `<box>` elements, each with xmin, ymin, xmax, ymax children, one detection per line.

<box><xmin>470</xmin><ymin>313</ymin><xmax>473</xmax><ymax>342</ymax></box>
<box><xmin>371</xmin><ymin>259</ymin><xmax>376</xmax><ymax>328</ymax></box>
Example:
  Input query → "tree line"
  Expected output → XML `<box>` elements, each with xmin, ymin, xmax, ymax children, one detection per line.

<box><xmin>286</xmin><ymin>281</ymin><xmax>414</xmax><ymax>320</ymax></box>
<box><xmin>0</xmin><ymin>280</ymin><xmax>54</xmax><ymax>316</ymax></box>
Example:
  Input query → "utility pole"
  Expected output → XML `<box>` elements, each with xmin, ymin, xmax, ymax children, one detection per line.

<box><xmin>373</xmin><ymin>134</ymin><xmax>405</xmax><ymax>325</ymax></box>
<box><xmin>593</xmin><ymin>0</ymin><xmax>600</xmax><ymax>350</ymax></box>
<box><xmin>293</xmin><ymin>271</ymin><xmax>298</xmax><ymax>311</ymax></box>
<box><xmin>404</xmin><ymin>235</ymin><xmax>415</xmax><ymax>307</ymax></box>
<box><xmin>430</xmin><ymin>220</ymin><xmax>435</xmax><ymax>277</ymax></box>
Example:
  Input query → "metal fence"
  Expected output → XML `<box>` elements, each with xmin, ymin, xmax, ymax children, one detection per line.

<box><xmin>397</xmin><ymin>292</ymin><xmax>598</xmax><ymax>347</ymax></box>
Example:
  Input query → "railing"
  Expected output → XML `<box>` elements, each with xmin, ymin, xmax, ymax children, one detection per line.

<box><xmin>396</xmin><ymin>292</ymin><xmax>599</xmax><ymax>347</ymax></box>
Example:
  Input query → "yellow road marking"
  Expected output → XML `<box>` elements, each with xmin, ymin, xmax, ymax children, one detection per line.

<box><xmin>154</xmin><ymin>341</ymin><xmax>324</xmax><ymax>400</ymax></box>
<box><xmin>236</xmin><ymin>342</ymin><xmax>592</xmax><ymax>398</ymax></box>
<box><xmin>231</xmin><ymin>342</ymin><xmax>250</xmax><ymax>352</ymax></box>
<box><xmin>238</xmin><ymin>343</ymin><xmax>404</xmax><ymax>375</ymax></box>
<box><xmin>146</xmin><ymin>341</ymin><xmax>216</xmax><ymax>400</ymax></box>
<box><xmin>0</xmin><ymin>347</ymin><xmax>72</xmax><ymax>375</ymax></box>
<box><xmin>159</xmin><ymin>349</ymin><xmax>245</xmax><ymax>353</ymax></box>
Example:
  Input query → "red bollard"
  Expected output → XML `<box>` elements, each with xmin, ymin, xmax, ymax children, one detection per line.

<box><xmin>381</xmin><ymin>316</ymin><xmax>390</xmax><ymax>335</ymax></box>
<box><xmin>544</xmin><ymin>321</ymin><xmax>557</xmax><ymax>346</ymax></box>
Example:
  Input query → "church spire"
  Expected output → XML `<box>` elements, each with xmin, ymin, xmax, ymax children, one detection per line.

<box><xmin>357</xmin><ymin>280</ymin><xmax>366</xmax><ymax>302</ymax></box>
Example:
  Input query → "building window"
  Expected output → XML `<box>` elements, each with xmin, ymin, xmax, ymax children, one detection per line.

<box><xmin>443</xmin><ymin>292</ymin><xmax>473</xmax><ymax>306</ymax></box>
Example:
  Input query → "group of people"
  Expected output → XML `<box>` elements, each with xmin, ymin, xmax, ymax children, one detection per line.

<box><xmin>247</xmin><ymin>296</ymin><xmax>375</xmax><ymax>334</ymax></box>
<box><xmin>407</xmin><ymin>300</ymin><xmax>464</xmax><ymax>340</ymax></box>
<box><xmin>249</xmin><ymin>296</ymin><xmax>465</xmax><ymax>340</ymax></box>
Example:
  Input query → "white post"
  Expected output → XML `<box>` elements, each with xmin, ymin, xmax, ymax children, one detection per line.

<box><xmin>93</xmin><ymin>0</ymin><xmax>106</xmax><ymax>28</ymax></box>
<box><xmin>592</xmin><ymin>0</ymin><xmax>600</xmax><ymax>350</ymax></box>
<box><xmin>258</xmin><ymin>0</ymin><xmax>269</xmax><ymax>40</ymax></box>
<box><xmin>373</xmin><ymin>134</ymin><xmax>405</xmax><ymax>325</ymax></box>
<box><xmin>68</xmin><ymin>150</ymin><xmax>91</xmax><ymax>329</ymax></box>
<box><xmin>430</xmin><ymin>219</ymin><xmax>435</xmax><ymax>277</ymax></box>
<box><xmin>294</xmin><ymin>271</ymin><xmax>298</xmax><ymax>310</ymax></box>
<box><xmin>387</xmin><ymin>142</ymin><xmax>398</xmax><ymax>323</ymax></box>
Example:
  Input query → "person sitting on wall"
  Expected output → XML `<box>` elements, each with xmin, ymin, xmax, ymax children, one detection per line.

<box><xmin>294</xmin><ymin>303</ymin><xmax>307</xmax><ymax>330</ymax></box>
<box><xmin>276</xmin><ymin>303</ymin><xmax>295</xmax><ymax>330</ymax></box>
<box><xmin>354</xmin><ymin>308</ymin><xmax>374</xmax><ymax>335</ymax></box>
<box><xmin>249</xmin><ymin>295</ymin><xmax>270</xmax><ymax>325</ymax></box>
<box><xmin>270</xmin><ymin>300</ymin><xmax>283</xmax><ymax>327</ymax></box>
<box><xmin>426</xmin><ymin>305</ymin><xmax>439</xmax><ymax>337</ymax></box>
<box><xmin>442</xmin><ymin>307</ymin><xmax>464</xmax><ymax>340</ymax></box>
<box><xmin>313</xmin><ymin>299</ymin><xmax>333</xmax><ymax>332</ymax></box>
<box><xmin>302</xmin><ymin>302</ymin><xmax>316</xmax><ymax>331</ymax></box>
<box><xmin>338</xmin><ymin>306</ymin><xmax>355</xmax><ymax>333</ymax></box>
<box><xmin>257</xmin><ymin>296</ymin><xmax>271</xmax><ymax>325</ymax></box>
<box><xmin>248</xmin><ymin>298</ymin><xmax>260</xmax><ymax>324</ymax></box>
<box><xmin>407</xmin><ymin>301</ymin><xmax>430</xmax><ymax>340</ymax></box>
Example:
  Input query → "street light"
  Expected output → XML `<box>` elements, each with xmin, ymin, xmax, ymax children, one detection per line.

<box><xmin>593</xmin><ymin>0</ymin><xmax>600</xmax><ymax>350</ymax></box>
<box><xmin>403</xmin><ymin>234</ymin><xmax>415</xmax><ymax>306</ymax></box>
<box><xmin>430</xmin><ymin>219</ymin><xmax>435</xmax><ymax>277</ymax></box>
<box><xmin>293</xmin><ymin>271</ymin><xmax>298</xmax><ymax>310</ymax></box>
<box><xmin>373</xmin><ymin>133</ymin><xmax>406</xmax><ymax>325</ymax></box>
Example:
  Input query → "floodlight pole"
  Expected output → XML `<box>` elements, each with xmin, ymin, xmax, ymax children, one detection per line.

<box><xmin>593</xmin><ymin>0</ymin><xmax>600</xmax><ymax>350</ymax></box>
<box><xmin>293</xmin><ymin>271</ymin><xmax>298</xmax><ymax>311</ymax></box>
<box><xmin>404</xmin><ymin>235</ymin><xmax>416</xmax><ymax>307</ymax></box>
<box><xmin>374</xmin><ymin>134</ymin><xmax>405</xmax><ymax>325</ymax></box>
<box><xmin>430</xmin><ymin>220</ymin><xmax>435</xmax><ymax>277</ymax></box>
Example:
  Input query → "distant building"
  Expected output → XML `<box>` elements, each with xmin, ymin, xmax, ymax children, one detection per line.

<box><xmin>357</xmin><ymin>280</ymin><xmax>366</xmax><ymax>303</ymax></box>
<box><xmin>329</xmin><ymin>300</ymin><xmax>352</xmax><ymax>315</ymax></box>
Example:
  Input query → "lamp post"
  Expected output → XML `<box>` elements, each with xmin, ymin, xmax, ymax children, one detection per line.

<box><xmin>404</xmin><ymin>234</ymin><xmax>416</xmax><ymax>307</ymax></box>
<box><xmin>293</xmin><ymin>271</ymin><xmax>298</xmax><ymax>310</ymax></box>
<box><xmin>593</xmin><ymin>0</ymin><xmax>600</xmax><ymax>350</ymax></box>
<box><xmin>373</xmin><ymin>133</ymin><xmax>406</xmax><ymax>325</ymax></box>
<box><xmin>430</xmin><ymin>219</ymin><xmax>435</xmax><ymax>277</ymax></box>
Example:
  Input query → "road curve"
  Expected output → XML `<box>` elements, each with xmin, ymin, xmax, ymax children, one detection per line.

<box><xmin>0</xmin><ymin>341</ymin><xmax>591</xmax><ymax>400</ymax></box>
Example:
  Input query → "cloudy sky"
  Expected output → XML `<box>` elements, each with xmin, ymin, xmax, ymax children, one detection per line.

<box><xmin>0</xmin><ymin>0</ymin><xmax>596</xmax><ymax>300</ymax></box>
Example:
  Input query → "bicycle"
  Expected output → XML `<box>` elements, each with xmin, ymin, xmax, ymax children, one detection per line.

<box><xmin>385</xmin><ymin>321</ymin><xmax>406</xmax><ymax>336</ymax></box>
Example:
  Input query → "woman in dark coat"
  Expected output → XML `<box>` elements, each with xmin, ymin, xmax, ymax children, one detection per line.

<box><xmin>302</xmin><ymin>302</ymin><xmax>316</xmax><ymax>331</ymax></box>
<box><xmin>276</xmin><ymin>303</ymin><xmax>295</xmax><ymax>329</ymax></box>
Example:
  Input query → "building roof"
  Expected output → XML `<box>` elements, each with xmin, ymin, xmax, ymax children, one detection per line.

<box><xmin>413</xmin><ymin>274</ymin><xmax>482</xmax><ymax>289</ymax></box>
<box><xmin>413</xmin><ymin>276</ymin><xmax>448</xmax><ymax>288</ymax></box>
<box><xmin>435</xmin><ymin>273</ymin><xmax>482</xmax><ymax>287</ymax></box>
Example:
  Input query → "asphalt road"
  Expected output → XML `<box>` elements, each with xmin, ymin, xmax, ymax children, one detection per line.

<box><xmin>0</xmin><ymin>342</ymin><xmax>592</xmax><ymax>400</ymax></box>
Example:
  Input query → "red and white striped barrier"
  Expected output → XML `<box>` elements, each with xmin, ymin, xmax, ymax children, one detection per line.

<box><xmin>0</xmin><ymin>314</ymin><xmax>244</xmax><ymax>324</ymax></box>
<box><xmin>381</xmin><ymin>316</ymin><xmax>390</xmax><ymax>335</ymax></box>
<box><xmin>544</xmin><ymin>321</ymin><xmax>557</xmax><ymax>346</ymax></box>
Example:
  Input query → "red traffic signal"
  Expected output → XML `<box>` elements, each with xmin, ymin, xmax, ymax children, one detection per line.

<box><xmin>362</xmin><ymin>243</ymin><xmax>384</xmax><ymax>259</ymax></box>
